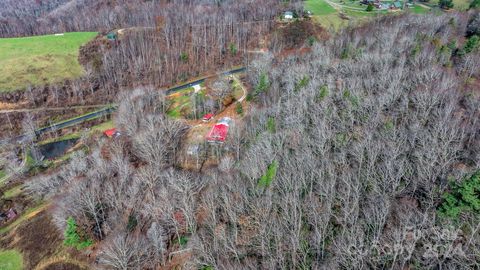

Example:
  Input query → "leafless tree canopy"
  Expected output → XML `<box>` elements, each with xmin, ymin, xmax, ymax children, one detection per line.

<box><xmin>22</xmin><ymin>11</ymin><xmax>480</xmax><ymax>270</ymax></box>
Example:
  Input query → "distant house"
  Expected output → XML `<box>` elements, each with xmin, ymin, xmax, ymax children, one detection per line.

<box><xmin>206</xmin><ymin>123</ymin><xmax>229</xmax><ymax>143</ymax></box>
<box><xmin>202</xmin><ymin>113</ymin><xmax>214</xmax><ymax>122</ymax></box>
<box><xmin>283</xmin><ymin>11</ymin><xmax>294</xmax><ymax>20</ymax></box>
<box><xmin>104</xmin><ymin>128</ymin><xmax>121</xmax><ymax>138</ymax></box>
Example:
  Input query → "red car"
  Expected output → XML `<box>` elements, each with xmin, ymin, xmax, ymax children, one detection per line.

<box><xmin>202</xmin><ymin>113</ymin><xmax>214</xmax><ymax>122</ymax></box>
<box><xmin>104</xmin><ymin>128</ymin><xmax>121</xmax><ymax>138</ymax></box>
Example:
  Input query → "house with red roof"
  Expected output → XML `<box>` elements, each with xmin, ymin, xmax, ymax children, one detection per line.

<box><xmin>206</xmin><ymin>123</ymin><xmax>229</xmax><ymax>143</ymax></box>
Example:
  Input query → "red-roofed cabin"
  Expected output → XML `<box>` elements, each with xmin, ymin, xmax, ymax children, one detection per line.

<box><xmin>202</xmin><ymin>113</ymin><xmax>214</xmax><ymax>122</ymax></box>
<box><xmin>104</xmin><ymin>128</ymin><xmax>121</xmax><ymax>138</ymax></box>
<box><xmin>206</xmin><ymin>123</ymin><xmax>229</xmax><ymax>143</ymax></box>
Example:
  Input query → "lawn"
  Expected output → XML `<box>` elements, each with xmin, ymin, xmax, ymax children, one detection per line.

<box><xmin>410</xmin><ymin>4</ymin><xmax>430</xmax><ymax>13</ymax></box>
<box><xmin>0</xmin><ymin>250</ymin><xmax>23</xmax><ymax>270</ymax></box>
<box><xmin>2</xmin><ymin>184</ymin><xmax>23</xmax><ymax>199</ymax></box>
<box><xmin>305</xmin><ymin>0</ymin><xmax>337</xmax><ymax>15</ymax></box>
<box><xmin>0</xmin><ymin>32</ymin><xmax>97</xmax><ymax>92</ymax></box>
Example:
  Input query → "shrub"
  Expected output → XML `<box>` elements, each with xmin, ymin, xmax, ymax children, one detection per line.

<box><xmin>366</xmin><ymin>4</ymin><xmax>374</xmax><ymax>11</ymax></box>
<box><xmin>255</xmin><ymin>73</ymin><xmax>270</xmax><ymax>96</ymax></box>
<box><xmin>470</xmin><ymin>0</ymin><xmax>480</xmax><ymax>9</ymax></box>
<box><xmin>180</xmin><ymin>52</ymin><xmax>189</xmax><ymax>63</ymax></box>
<box><xmin>294</xmin><ymin>75</ymin><xmax>310</xmax><ymax>92</ymax></box>
<box><xmin>235</xmin><ymin>102</ymin><xmax>243</xmax><ymax>115</ymax></box>
<box><xmin>439</xmin><ymin>0</ymin><xmax>454</xmax><ymax>9</ymax></box>
<box><xmin>229</xmin><ymin>43</ymin><xmax>238</xmax><ymax>55</ymax></box>
<box><xmin>267</xmin><ymin>117</ymin><xmax>276</xmax><ymax>133</ymax></box>
<box><xmin>438</xmin><ymin>171</ymin><xmax>480</xmax><ymax>219</ymax></box>
<box><xmin>258</xmin><ymin>160</ymin><xmax>279</xmax><ymax>188</ymax></box>
<box><xmin>64</xmin><ymin>217</ymin><xmax>93</xmax><ymax>250</ymax></box>
<box><xmin>317</xmin><ymin>85</ymin><xmax>329</xmax><ymax>101</ymax></box>
<box><xmin>464</xmin><ymin>35</ymin><xmax>480</xmax><ymax>53</ymax></box>
<box><xmin>127</xmin><ymin>214</ymin><xmax>138</xmax><ymax>232</ymax></box>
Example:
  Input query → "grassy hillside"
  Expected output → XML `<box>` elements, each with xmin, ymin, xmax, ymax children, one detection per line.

<box><xmin>305</xmin><ymin>0</ymin><xmax>337</xmax><ymax>15</ymax></box>
<box><xmin>0</xmin><ymin>32</ymin><xmax>97</xmax><ymax>92</ymax></box>
<box><xmin>305</xmin><ymin>0</ymin><xmax>432</xmax><ymax>30</ymax></box>
<box><xmin>0</xmin><ymin>249</ymin><xmax>23</xmax><ymax>270</ymax></box>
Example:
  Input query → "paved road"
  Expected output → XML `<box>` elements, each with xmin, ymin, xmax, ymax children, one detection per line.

<box><xmin>0</xmin><ymin>104</ymin><xmax>109</xmax><ymax>114</ymax></box>
<box><xmin>0</xmin><ymin>67</ymin><xmax>246</xmax><ymax>145</ymax></box>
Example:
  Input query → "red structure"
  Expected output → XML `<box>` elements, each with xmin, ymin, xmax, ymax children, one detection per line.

<box><xmin>206</xmin><ymin>123</ymin><xmax>229</xmax><ymax>143</ymax></box>
<box><xmin>202</xmin><ymin>113</ymin><xmax>214</xmax><ymax>122</ymax></box>
<box><xmin>104</xmin><ymin>128</ymin><xmax>120</xmax><ymax>138</ymax></box>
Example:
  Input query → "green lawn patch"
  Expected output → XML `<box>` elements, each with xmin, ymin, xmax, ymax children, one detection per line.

<box><xmin>0</xmin><ymin>170</ymin><xmax>5</xmax><ymax>180</ymax></box>
<box><xmin>167</xmin><ymin>91</ymin><xmax>194</xmax><ymax>118</ymax></box>
<box><xmin>0</xmin><ymin>32</ymin><xmax>97</xmax><ymax>92</ymax></box>
<box><xmin>410</xmin><ymin>4</ymin><xmax>430</xmax><ymax>13</ymax></box>
<box><xmin>305</xmin><ymin>0</ymin><xmax>337</xmax><ymax>15</ymax></box>
<box><xmin>90</xmin><ymin>120</ymin><xmax>115</xmax><ymax>133</ymax></box>
<box><xmin>2</xmin><ymin>184</ymin><xmax>23</xmax><ymax>199</ymax></box>
<box><xmin>0</xmin><ymin>250</ymin><xmax>23</xmax><ymax>270</ymax></box>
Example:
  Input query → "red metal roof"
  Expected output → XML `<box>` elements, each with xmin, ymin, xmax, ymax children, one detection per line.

<box><xmin>203</xmin><ymin>113</ymin><xmax>214</xmax><ymax>120</ymax></box>
<box><xmin>206</xmin><ymin>123</ymin><xmax>229</xmax><ymax>142</ymax></box>
<box><xmin>104</xmin><ymin>128</ymin><xmax>117</xmax><ymax>137</ymax></box>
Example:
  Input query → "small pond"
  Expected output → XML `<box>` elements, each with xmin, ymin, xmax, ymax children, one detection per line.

<box><xmin>38</xmin><ymin>138</ymin><xmax>79</xmax><ymax>160</ymax></box>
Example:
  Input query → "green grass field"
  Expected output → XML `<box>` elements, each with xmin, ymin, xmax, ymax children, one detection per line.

<box><xmin>0</xmin><ymin>32</ymin><xmax>97</xmax><ymax>92</ymax></box>
<box><xmin>2</xmin><ymin>184</ymin><xmax>23</xmax><ymax>199</ymax></box>
<box><xmin>305</xmin><ymin>0</ymin><xmax>337</xmax><ymax>15</ymax></box>
<box><xmin>410</xmin><ymin>4</ymin><xmax>430</xmax><ymax>13</ymax></box>
<box><xmin>0</xmin><ymin>250</ymin><xmax>23</xmax><ymax>270</ymax></box>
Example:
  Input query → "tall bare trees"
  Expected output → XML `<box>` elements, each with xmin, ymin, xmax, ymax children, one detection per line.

<box><xmin>21</xmin><ymin>11</ymin><xmax>480</xmax><ymax>270</ymax></box>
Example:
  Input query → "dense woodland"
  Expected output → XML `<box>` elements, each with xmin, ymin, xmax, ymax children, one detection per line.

<box><xmin>16</xmin><ymin>9</ymin><xmax>480</xmax><ymax>269</ymax></box>
<box><xmin>1</xmin><ymin>0</ymin><xmax>480</xmax><ymax>269</ymax></box>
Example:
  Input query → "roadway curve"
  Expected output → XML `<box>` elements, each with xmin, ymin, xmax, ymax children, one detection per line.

<box><xmin>0</xmin><ymin>67</ymin><xmax>247</xmax><ymax>145</ymax></box>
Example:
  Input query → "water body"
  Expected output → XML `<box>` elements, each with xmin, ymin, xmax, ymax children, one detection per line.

<box><xmin>38</xmin><ymin>138</ymin><xmax>78</xmax><ymax>160</ymax></box>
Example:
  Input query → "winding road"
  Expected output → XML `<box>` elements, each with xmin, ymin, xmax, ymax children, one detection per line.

<box><xmin>0</xmin><ymin>67</ymin><xmax>247</xmax><ymax>146</ymax></box>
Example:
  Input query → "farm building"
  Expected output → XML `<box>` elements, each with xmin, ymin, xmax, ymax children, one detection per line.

<box><xmin>206</xmin><ymin>123</ymin><xmax>229</xmax><ymax>143</ymax></box>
